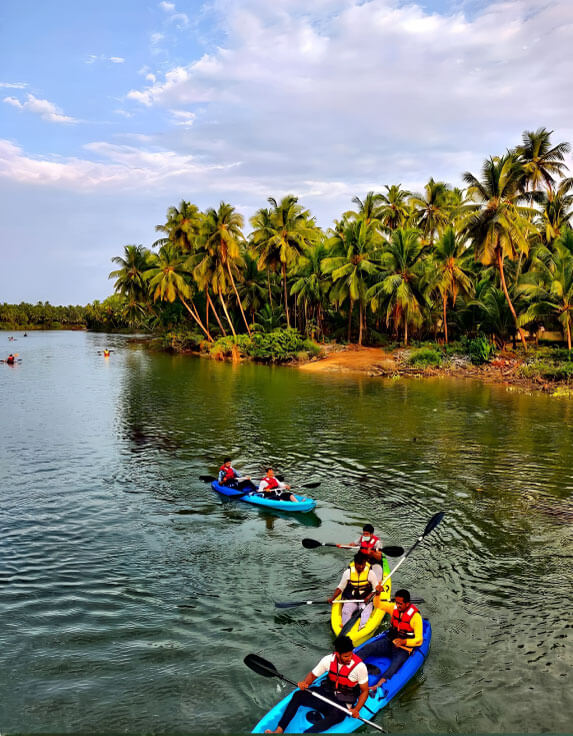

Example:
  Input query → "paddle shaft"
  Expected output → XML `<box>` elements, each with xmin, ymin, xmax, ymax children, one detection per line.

<box><xmin>271</xmin><ymin>671</ymin><xmax>385</xmax><ymax>732</ymax></box>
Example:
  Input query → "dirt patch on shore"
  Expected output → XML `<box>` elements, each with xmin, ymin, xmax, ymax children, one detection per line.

<box><xmin>299</xmin><ymin>346</ymin><xmax>397</xmax><ymax>374</ymax></box>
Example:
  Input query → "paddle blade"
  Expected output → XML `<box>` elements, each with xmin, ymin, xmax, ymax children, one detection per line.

<box><xmin>423</xmin><ymin>511</ymin><xmax>446</xmax><ymax>537</ymax></box>
<box><xmin>381</xmin><ymin>545</ymin><xmax>404</xmax><ymax>557</ymax></box>
<box><xmin>302</xmin><ymin>538</ymin><xmax>322</xmax><ymax>549</ymax></box>
<box><xmin>199</xmin><ymin>475</ymin><xmax>216</xmax><ymax>482</ymax></box>
<box><xmin>340</xmin><ymin>608</ymin><xmax>361</xmax><ymax>637</ymax></box>
<box><xmin>244</xmin><ymin>654</ymin><xmax>280</xmax><ymax>679</ymax></box>
<box><xmin>302</xmin><ymin>481</ymin><xmax>321</xmax><ymax>489</ymax></box>
<box><xmin>275</xmin><ymin>600</ymin><xmax>307</xmax><ymax>608</ymax></box>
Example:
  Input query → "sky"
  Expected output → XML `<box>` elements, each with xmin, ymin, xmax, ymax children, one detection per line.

<box><xmin>1</xmin><ymin>0</ymin><xmax>573</xmax><ymax>305</ymax></box>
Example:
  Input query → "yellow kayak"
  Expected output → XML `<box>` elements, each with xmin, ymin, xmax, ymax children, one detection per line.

<box><xmin>330</xmin><ymin>556</ymin><xmax>392</xmax><ymax>645</ymax></box>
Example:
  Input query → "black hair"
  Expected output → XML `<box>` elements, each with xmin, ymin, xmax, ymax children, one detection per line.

<box><xmin>362</xmin><ymin>523</ymin><xmax>374</xmax><ymax>533</ymax></box>
<box><xmin>224</xmin><ymin>457</ymin><xmax>231</xmax><ymax>463</ymax></box>
<box><xmin>394</xmin><ymin>588</ymin><xmax>410</xmax><ymax>603</ymax></box>
<box><xmin>354</xmin><ymin>552</ymin><xmax>368</xmax><ymax>565</ymax></box>
<box><xmin>266</xmin><ymin>467</ymin><xmax>273</xmax><ymax>473</ymax></box>
<box><xmin>334</xmin><ymin>635</ymin><xmax>354</xmax><ymax>654</ymax></box>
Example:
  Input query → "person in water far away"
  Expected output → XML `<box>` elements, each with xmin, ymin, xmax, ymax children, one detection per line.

<box><xmin>264</xmin><ymin>634</ymin><xmax>369</xmax><ymax>734</ymax></box>
<box><xmin>258</xmin><ymin>467</ymin><xmax>297</xmax><ymax>502</ymax></box>
<box><xmin>6</xmin><ymin>354</ymin><xmax>15</xmax><ymax>364</ymax></box>
<box><xmin>218</xmin><ymin>458</ymin><xmax>255</xmax><ymax>490</ymax></box>
<box><xmin>327</xmin><ymin>552</ymin><xmax>379</xmax><ymax>629</ymax></box>
<box><xmin>348</xmin><ymin>523</ymin><xmax>384</xmax><ymax>581</ymax></box>
<box><xmin>362</xmin><ymin>587</ymin><xmax>423</xmax><ymax>692</ymax></box>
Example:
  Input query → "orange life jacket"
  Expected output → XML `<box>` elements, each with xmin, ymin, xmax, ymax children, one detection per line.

<box><xmin>390</xmin><ymin>603</ymin><xmax>419</xmax><ymax>639</ymax></box>
<box><xmin>219</xmin><ymin>464</ymin><xmax>236</xmax><ymax>483</ymax></box>
<box><xmin>262</xmin><ymin>475</ymin><xmax>279</xmax><ymax>490</ymax></box>
<box><xmin>326</xmin><ymin>653</ymin><xmax>363</xmax><ymax>703</ymax></box>
<box><xmin>359</xmin><ymin>533</ymin><xmax>380</xmax><ymax>555</ymax></box>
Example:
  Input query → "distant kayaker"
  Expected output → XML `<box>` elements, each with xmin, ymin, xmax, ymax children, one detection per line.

<box><xmin>258</xmin><ymin>468</ymin><xmax>297</xmax><ymax>502</ymax></box>
<box><xmin>218</xmin><ymin>458</ymin><xmax>255</xmax><ymax>491</ymax></box>
<box><xmin>263</xmin><ymin>634</ymin><xmax>369</xmax><ymax>734</ymax></box>
<box><xmin>6</xmin><ymin>354</ymin><xmax>15</xmax><ymax>364</ymax></box>
<box><xmin>348</xmin><ymin>523</ymin><xmax>384</xmax><ymax>581</ymax></box>
<box><xmin>327</xmin><ymin>552</ymin><xmax>379</xmax><ymax>629</ymax></box>
<box><xmin>366</xmin><ymin>588</ymin><xmax>424</xmax><ymax>691</ymax></box>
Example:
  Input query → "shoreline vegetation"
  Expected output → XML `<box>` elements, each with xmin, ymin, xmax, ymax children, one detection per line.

<box><xmin>4</xmin><ymin>127</ymin><xmax>573</xmax><ymax>397</ymax></box>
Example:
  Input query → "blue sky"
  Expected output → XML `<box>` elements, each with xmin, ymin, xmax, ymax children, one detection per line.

<box><xmin>1</xmin><ymin>0</ymin><xmax>572</xmax><ymax>304</ymax></box>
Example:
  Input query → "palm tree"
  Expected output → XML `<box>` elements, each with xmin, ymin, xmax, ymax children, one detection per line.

<box><xmin>519</xmin><ymin>240</ymin><xmax>573</xmax><ymax>351</ymax></box>
<box><xmin>410</xmin><ymin>178</ymin><xmax>450</xmax><ymax>245</ymax></box>
<box><xmin>253</xmin><ymin>195</ymin><xmax>318</xmax><ymax>328</ymax></box>
<box><xmin>237</xmin><ymin>253</ymin><xmax>267</xmax><ymax>325</ymax></box>
<box><xmin>425</xmin><ymin>227</ymin><xmax>473</xmax><ymax>343</ymax></box>
<box><xmin>516</xmin><ymin>128</ymin><xmax>571</xmax><ymax>195</ymax></box>
<box><xmin>463</xmin><ymin>153</ymin><xmax>535</xmax><ymax>349</ymax></box>
<box><xmin>366</xmin><ymin>228</ymin><xmax>425</xmax><ymax>345</ymax></box>
<box><xmin>153</xmin><ymin>200</ymin><xmax>202</xmax><ymax>251</ymax></box>
<box><xmin>323</xmin><ymin>219</ymin><xmax>381</xmax><ymax>344</ymax></box>
<box><xmin>291</xmin><ymin>241</ymin><xmax>330</xmax><ymax>337</ymax></box>
<box><xmin>145</xmin><ymin>243</ymin><xmax>213</xmax><ymax>341</ymax></box>
<box><xmin>346</xmin><ymin>191</ymin><xmax>383</xmax><ymax>224</ymax></box>
<box><xmin>537</xmin><ymin>178</ymin><xmax>573</xmax><ymax>245</ymax></box>
<box><xmin>201</xmin><ymin>202</ymin><xmax>251</xmax><ymax>336</ymax></box>
<box><xmin>379</xmin><ymin>185</ymin><xmax>411</xmax><ymax>232</ymax></box>
<box><xmin>249</xmin><ymin>207</ymin><xmax>280</xmax><ymax>309</ymax></box>
<box><xmin>109</xmin><ymin>244</ymin><xmax>150</xmax><ymax>301</ymax></box>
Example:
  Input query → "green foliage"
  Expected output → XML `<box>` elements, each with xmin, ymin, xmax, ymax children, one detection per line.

<box><xmin>208</xmin><ymin>328</ymin><xmax>315</xmax><ymax>363</ymax></box>
<box><xmin>162</xmin><ymin>330</ymin><xmax>205</xmax><ymax>352</ymax></box>
<box><xmin>407</xmin><ymin>347</ymin><xmax>443</xmax><ymax>367</ymax></box>
<box><xmin>519</xmin><ymin>360</ymin><xmax>573</xmax><ymax>380</ymax></box>
<box><xmin>467</xmin><ymin>334</ymin><xmax>495</xmax><ymax>364</ymax></box>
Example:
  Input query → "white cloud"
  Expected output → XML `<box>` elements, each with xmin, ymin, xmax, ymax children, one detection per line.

<box><xmin>158</xmin><ymin>0</ymin><xmax>189</xmax><ymax>27</ymax></box>
<box><xmin>3</xmin><ymin>94</ymin><xmax>78</xmax><ymax>124</ymax></box>
<box><xmin>159</xmin><ymin>1</ymin><xmax>175</xmax><ymax>11</ymax></box>
<box><xmin>86</xmin><ymin>54</ymin><xmax>126</xmax><ymax>64</ymax></box>
<box><xmin>169</xmin><ymin>109</ymin><xmax>196</xmax><ymax>126</ymax></box>
<box><xmin>109</xmin><ymin>57</ymin><xmax>126</xmax><ymax>64</ymax></box>
<box><xmin>0</xmin><ymin>81</ymin><xmax>28</xmax><ymax>89</ymax></box>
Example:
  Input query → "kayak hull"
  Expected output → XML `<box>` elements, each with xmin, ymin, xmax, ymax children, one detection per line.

<box><xmin>251</xmin><ymin>619</ymin><xmax>432</xmax><ymax>734</ymax></box>
<box><xmin>330</xmin><ymin>556</ymin><xmax>392</xmax><ymax>645</ymax></box>
<box><xmin>211</xmin><ymin>481</ymin><xmax>317</xmax><ymax>513</ymax></box>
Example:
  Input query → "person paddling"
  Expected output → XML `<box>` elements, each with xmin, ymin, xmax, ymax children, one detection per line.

<box><xmin>364</xmin><ymin>587</ymin><xmax>424</xmax><ymax>691</ymax></box>
<box><xmin>218</xmin><ymin>458</ymin><xmax>255</xmax><ymax>491</ymax></box>
<box><xmin>6</xmin><ymin>354</ymin><xmax>15</xmax><ymax>365</ymax></box>
<box><xmin>327</xmin><ymin>552</ymin><xmax>379</xmax><ymax>630</ymax></box>
<box><xmin>258</xmin><ymin>468</ymin><xmax>297</xmax><ymax>502</ymax></box>
<box><xmin>348</xmin><ymin>523</ymin><xmax>384</xmax><ymax>581</ymax></box>
<box><xmin>264</xmin><ymin>634</ymin><xmax>369</xmax><ymax>734</ymax></box>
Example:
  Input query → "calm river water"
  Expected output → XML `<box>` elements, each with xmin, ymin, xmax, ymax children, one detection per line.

<box><xmin>1</xmin><ymin>330</ymin><xmax>572</xmax><ymax>734</ymax></box>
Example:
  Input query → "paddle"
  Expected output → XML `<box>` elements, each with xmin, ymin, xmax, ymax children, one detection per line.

<box><xmin>243</xmin><ymin>653</ymin><xmax>385</xmax><ymax>733</ymax></box>
<box><xmin>275</xmin><ymin>596</ymin><xmax>425</xmax><ymax>609</ymax></box>
<box><xmin>340</xmin><ymin>511</ymin><xmax>446</xmax><ymax>637</ymax></box>
<box><xmin>200</xmin><ymin>475</ymin><xmax>321</xmax><ymax>490</ymax></box>
<box><xmin>302</xmin><ymin>538</ymin><xmax>404</xmax><ymax>557</ymax></box>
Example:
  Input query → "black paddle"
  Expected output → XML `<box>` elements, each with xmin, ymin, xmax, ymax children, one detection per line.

<box><xmin>200</xmin><ymin>475</ymin><xmax>321</xmax><ymax>490</ymax></box>
<box><xmin>340</xmin><ymin>511</ymin><xmax>446</xmax><ymax>637</ymax></box>
<box><xmin>243</xmin><ymin>653</ymin><xmax>385</xmax><ymax>733</ymax></box>
<box><xmin>302</xmin><ymin>538</ymin><xmax>404</xmax><ymax>557</ymax></box>
<box><xmin>275</xmin><ymin>596</ymin><xmax>425</xmax><ymax>609</ymax></box>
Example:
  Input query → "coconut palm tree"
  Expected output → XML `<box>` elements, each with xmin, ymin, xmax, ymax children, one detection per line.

<box><xmin>291</xmin><ymin>241</ymin><xmax>330</xmax><ymax>337</ymax></box>
<box><xmin>366</xmin><ymin>227</ymin><xmax>425</xmax><ymax>345</ymax></box>
<box><xmin>537</xmin><ymin>178</ymin><xmax>573</xmax><ymax>245</ymax></box>
<box><xmin>201</xmin><ymin>202</ymin><xmax>251</xmax><ymax>336</ymax></box>
<box><xmin>153</xmin><ymin>201</ymin><xmax>202</xmax><ymax>251</ymax></box>
<box><xmin>424</xmin><ymin>227</ymin><xmax>473</xmax><ymax>343</ymax></box>
<box><xmin>109</xmin><ymin>244</ymin><xmax>151</xmax><ymax>301</ymax></box>
<box><xmin>463</xmin><ymin>153</ymin><xmax>535</xmax><ymax>349</ymax></box>
<box><xmin>410</xmin><ymin>178</ymin><xmax>451</xmax><ymax>246</ymax></box>
<box><xmin>516</xmin><ymin>128</ymin><xmax>571</xmax><ymax>195</ymax></box>
<box><xmin>249</xmin><ymin>207</ymin><xmax>281</xmax><ymax>309</ymax></box>
<box><xmin>237</xmin><ymin>253</ymin><xmax>268</xmax><ymax>325</ymax></box>
<box><xmin>345</xmin><ymin>191</ymin><xmax>383</xmax><ymax>224</ymax></box>
<box><xmin>145</xmin><ymin>243</ymin><xmax>212</xmax><ymax>341</ymax></box>
<box><xmin>379</xmin><ymin>185</ymin><xmax>411</xmax><ymax>232</ymax></box>
<box><xmin>323</xmin><ymin>219</ymin><xmax>381</xmax><ymax>344</ymax></box>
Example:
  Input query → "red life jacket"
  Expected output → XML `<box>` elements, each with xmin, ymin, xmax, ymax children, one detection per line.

<box><xmin>359</xmin><ymin>533</ymin><xmax>380</xmax><ymax>555</ymax></box>
<box><xmin>390</xmin><ymin>603</ymin><xmax>419</xmax><ymax>639</ymax></box>
<box><xmin>219</xmin><ymin>464</ymin><xmax>236</xmax><ymax>483</ymax></box>
<box><xmin>327</xmin><ymin>653</ymin><xmax>363</xmax><ymax>703</ymax></box>
<box><xmin>262</xmin><ymin>475</ymin><xmax>279</xmax><ymax>490</ymax></box>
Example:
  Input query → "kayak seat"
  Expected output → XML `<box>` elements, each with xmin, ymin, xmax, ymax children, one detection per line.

<box><xmin>366</xmin><ymin>663</ymin><xmax>381</xmax><ymax>676</ymax></box>
<box><xmin>306</xmin><ymin>710</ymin><xmax>324</xmax><ymax>725</ymax></box>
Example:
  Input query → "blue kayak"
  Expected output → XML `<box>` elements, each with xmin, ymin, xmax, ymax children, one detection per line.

<box><xmin>211</xmin><ymin>481</ymin><xmax>317</xmax><ymax>513</ymax></box>
<box><xmin>252</xmin><ymin>619</ymin><xmax>431</xmax><ymax>733</ymax></box>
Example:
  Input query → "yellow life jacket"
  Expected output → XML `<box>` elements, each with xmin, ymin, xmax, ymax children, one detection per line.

<box><xmin>347</xmin><ymin>562</ymin><xmax>372</xmax><ymax>599</ymax></box>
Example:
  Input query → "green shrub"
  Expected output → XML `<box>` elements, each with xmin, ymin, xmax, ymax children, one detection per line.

<box><xmin>519</xmin><ymin>360</ymin><xmax>573</xmax><ymax>380</ymax></box>
<box><xmin>209</xmin><ymin>334</ymin><xmax>251</xmax><ymax>357</ymax></box>
<box><xmin>468</xmin><ymin>335</ymin><xmax>495</xmax><ymax>364</ymax></box>
<box><xmin>162</xmin><ymin>330</ymin><xmax>205</xmax><ymax>351</ymax></box>
<box><xmin>407</xmin><ymin>347</ymin><xmax>443</xmax><ymax>367</ymax></box>
<box><xmin>249</xmin><ymin>328</ymin><xmax>306</xmax><ymax>362</ymax></box>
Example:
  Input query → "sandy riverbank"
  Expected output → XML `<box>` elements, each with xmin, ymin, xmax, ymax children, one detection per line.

<box><xmin>298</xmin><ymin>345</ymin><xmax>573</xmax><ymax>397</ymax></box>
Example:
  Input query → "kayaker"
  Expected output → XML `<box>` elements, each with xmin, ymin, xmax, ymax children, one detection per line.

<box><xmin>218</xmin><ymin>458</ymin><xmax>255</xmax><ymax>491</ymax></box>
<box><xmin>258</xmin><ymin>468</ymin><xmax>297</xmax><ymax>502</ymax></box>
<box><xmin>263</xmin><ymin>634</ymin><xmax>369</xmax><ymax>734</ymax></box>
<box><xmin>366</xmin><ymin>588</ymin><xmax>424</xmax><ymax>691</ymax></box>
<box><xmin>348</xmin><ymin>523</ymin><xmax>384</xmax><ymax>581</ymax></box>
<box><xmin>327</xmin><ymin>552</ymin><xmax>379</xmax><ymax>629</ymax></box>
<box><xmin>6</xmin><ymin>354</ymin><xmax>15</xmax><ymax>365</ymax></box>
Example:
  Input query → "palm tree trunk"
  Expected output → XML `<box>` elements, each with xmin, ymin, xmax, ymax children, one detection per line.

<box><xmin>227</xmin><ymin>262</ymin><xmax>252</xmax><ymax>336</ymax></box>
<box><xmin>207</xmin><ymin>291</ymin><xmax>226</xmax><ymax>336</ymax></box>
<box><xmin>567</xmin><ymin>316</ymin><xmax>571</xmax><ymax>352</ymax></box>
<box><xmin>267</xmin><ymin>271</ymin><xmax>273</xmax><ymax>310</ymax></box>
<box><xmin>347</xmin><ymin>299</ymin><xmax>353</xmax><ymax>342</ymax></box>
<box><xmin>443</xmin><ymin>294</ymin><xmax>448</xmax><ymax>344</ymax></box>
<box><xmin>282</xmin><ymin>262</ymin><xmax>290</xmax><ymax>328</ymax></box>
<box><xmin>219</xmin><ymin>290</ymin><xmax>236</xmax><ymax>338</ymax></box>
<box><xmin>404</xmin><ymin>317</ymin><xmax>408</xmax><ymax>346</ymax></box>
<box><xmin>497</xmin><ymin>249</ymin><xmax>527</xmax><ymax>351</ymax></box>
<box><xmin>205</xmin><ymin>288</ymin><xmax>210</xmax><ymax>333</ymax></box>
<box><xmin>180</xmin><ymin>296</ymin><xmax>213</xmax><ymax>342</ymax></box>
<box><xmin>358</xmin><ymin>301</ymin><xmax>363</xmax><ymax>346</ymax></box>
